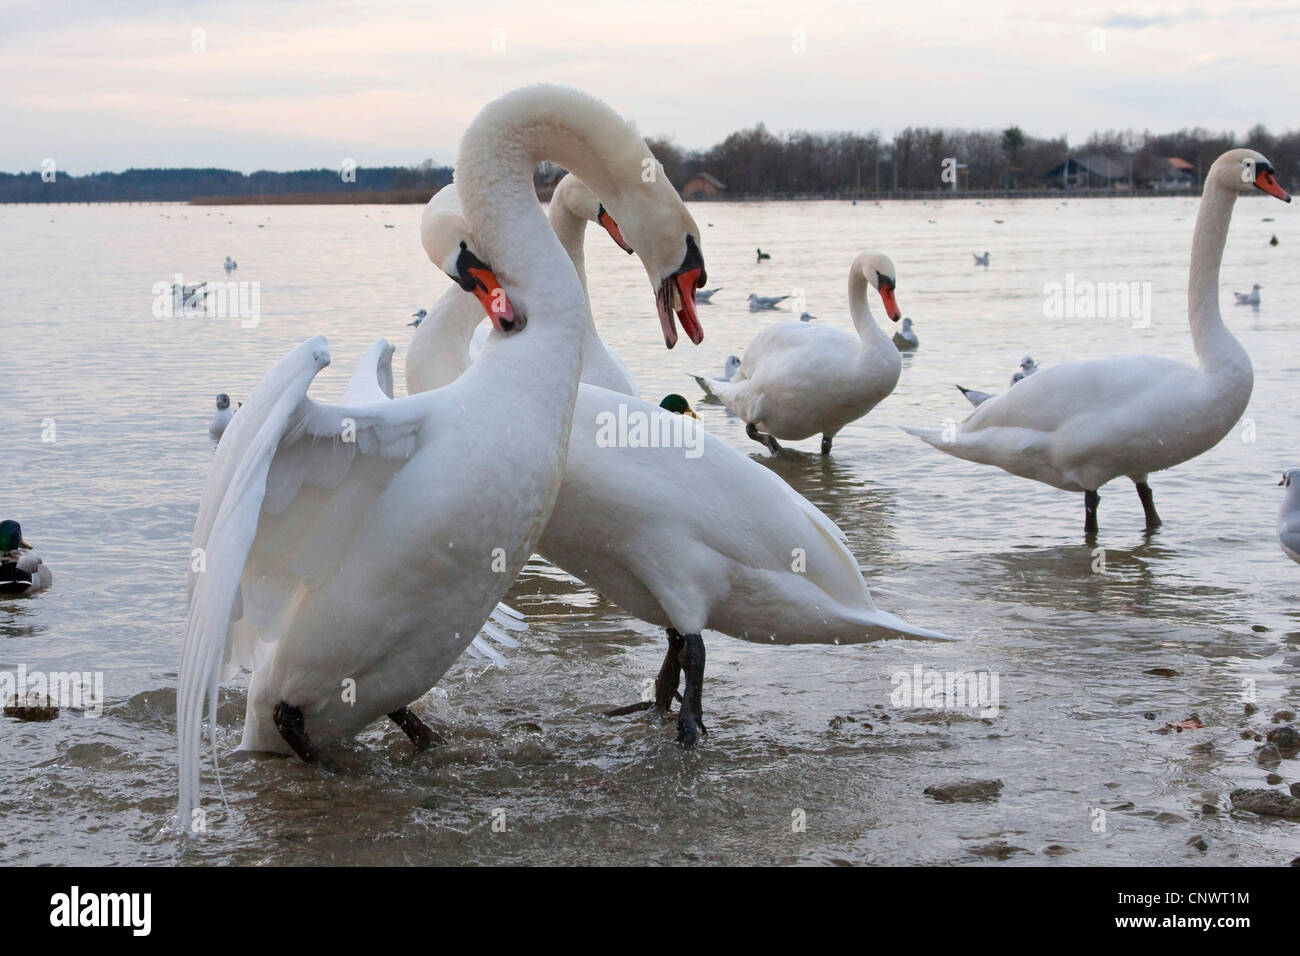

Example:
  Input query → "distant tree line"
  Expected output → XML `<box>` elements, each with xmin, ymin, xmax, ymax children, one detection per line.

<box><xmin>0</xmin><ymin>160</ymin><xmax>452</xmax><ymax>202</ymax></box>
<box><xmin>4</xmin><ymin>123</ymin><xmax>1297</xmax><ymax>202</ymax></box>
<box><xmin>646</xmin><ymin>123</ymin><xmax>1300</xmax><ymax>195</ymax></box>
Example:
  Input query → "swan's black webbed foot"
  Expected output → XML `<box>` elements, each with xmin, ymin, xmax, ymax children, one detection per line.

<box><xmin>1135</xmin><ymin>481</ymin><xmax>1162</xmax><ymax>531</ymax></box>
<box><xmin>604</xmin><ymin>629</ymin><xmax>685</xmax><ymax>718</ymax></box>
<box><xmin>676</xmin><ymin>633</ymin><xmax>707</xmax><ymax>748</ymax></box>
<box><xmin>388</xmin><ymin>706</ymin><xmax>446</xmax><ymax>751</ymax></box>
<box><xmin>746</xmin><ymin>422</ymin><xmax>782</xmax><ymax>454</ymax></box>
<box><xmin>1084</xmin><ymin>489</ymin><xmax>1100</xmax><ymax>536</ymax></box>
<box><xmin>273</xmin><ymin>700</ymin><xmax>322</xmax><ymax>764</ymax></box>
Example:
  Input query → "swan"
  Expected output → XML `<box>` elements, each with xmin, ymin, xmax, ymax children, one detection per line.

<box><xmin>407</xmin><ymin>197</ymin><xmax>950</xmax><ymax>749</ymax></box>
<box><xmin>956</xmin><ymin>357</ymin><xmax>1038</xmax><ymax>407</ymax></box>
<box><xmin>1234</xmin><ymin>284</ymin><xmax>1261</xmax><ymax>306</ymax></box>
<box><xmin>177</xmin><ymin>85</ymin><xmax>706</xmax><ymax>829</ymax></box>
<box><xmin>904</xmin><ymin>148</ymin><xmax>1290</xmax><ymax>534</ymax></box>
<box><xmin>207</xmin><ymin>393</ymin><xmax>236</xmax><ymax>436</ymax></box>
<box><xmin>973</xmin><ymin>251</ymin><xmax>990</xmax><ymax>266</ymax></box>
<box><xmin>696</xmin><ymin>288</ymin><xmax>722</xmax><ymax>304</ymax></box>
<box><xmin>1279</xmin><ymin>470</ymin><xmax>1300</xmax><ymax>564</ymax></box>
<box><xmin>406</xmin><ymin>174</ymin><xmax>655</xmax><ymax>398</ymax></box>
<box><xmin>0</xmin><ymin>521</ymin><xmax>52</xmax><ymax>595</ymax></box>
<box><xmin>696</xmin><ymin>252</ymin><xmax>903</xmax><ymax>455</ymax></box>
<box><xmin>748</xmin><ymin>293</ymin><xmax>789</xmax><ymax>311</ymax></box>
<box><xmin>893</xmin><ymin>316</ymin><xmax>919</xmax><ymax>351</ymax></box>
<box><xmin>223</xmin><ymin>256</ymin><xmax>237</xmax><ymax>272</ymax></box>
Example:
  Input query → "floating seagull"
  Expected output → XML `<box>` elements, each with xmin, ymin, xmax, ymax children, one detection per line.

<box><xmin>892</xmin><ymin>317</ymin><xmax>919</xmax><ymax>350</ymax></box>
<box><xmin>973</xmin><ymin>251</ymin><xmax>990</xmax><ymax>266</ymax></box>
<box><xmin>956</xmin><ymin>357</ymin><xmax>1040</xmax><ymax>407</ymax></box>
<box><xmin>409</xmin><ymin>309</ymin><xmax>427</xmax><ymax>326</ymax></box>
<box><xmin>756</xmin><ymin>248</ymin><xmax>771</xmax><ymax>262</ymax></box>
<box><xmin>223</xmin><ymin>256</ymin><xmax>237</xmax><ymax>272</ymax></box>
<box><xmin>1270</xmin><ymin>234</ymin><xmax>1279</xmax><ymax>246</ymax></box>
<box><xmin>1278</xmin><ymin>470</ymin><xmax>1300</xmax><ymax>564</ymax></box>
<box><xmin>208</xmin><ymin>393</ymin><xmax>237</xmax><ymax>436</ymax></box>
<box><xmin>1234</xmin><ymin>284</ymin><xmax>1261</xmax><ymax>306</ymax></box>
<box><xmin>1010</xmin><ymin>355</ymin><xmax>1039</xmax><ymax>384</ymax></box>
<box><xmin>695</xmin><ymin>288</ymin><xmax>722</xmax><ymax>304</ymax></box>
<box><xmin>748</xmin><ymin>293</ymin><xmax>790</xmax><ymax>312</ymax></box>
<box><xmin>799</xmin><ymin>312</ymin><xmax>816</xmax><ymax>322</ymax></box>
<box><xmin>721</xmin><ymin>354</ymin><xmax>742</xmax><ymax>381</ymax></box>
<box><xmin>0</xmin><ymin>520</ymin><xmax>52</xmax><ymax>595</ymax></box>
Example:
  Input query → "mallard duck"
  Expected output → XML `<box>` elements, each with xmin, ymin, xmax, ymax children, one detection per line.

<box><xmin>0</xmin><ymin>520</ymin><xmax>52</xmax><ymax>595</ymax></box>
<box><xmin>658</xmin><ymin>393</ymin><xmax>698</xmax><ymax>418</ymax></box>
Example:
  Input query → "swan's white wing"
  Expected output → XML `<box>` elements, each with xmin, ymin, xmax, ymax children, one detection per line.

<box><xmin>340</xmin><ymin>339</ymin><xmax>397</xmax><ymax>404</ymax></box>
<box><xmin>179</xmin><ymin>336</ymin><xmax>442</xmax><ymax>831</ymax></box>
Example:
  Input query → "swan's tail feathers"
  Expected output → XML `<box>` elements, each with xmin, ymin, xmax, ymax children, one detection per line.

<box><xmin>691</xmin><ymin>373</ymin><xmax>720</xmax><ymax>398</ymax></box>
<box><xmin>466</xmin><ymin>602</ymin><xmax>527</xmax><ymax>667</ymax></box>
<box><xmin>901</xmin><ymin>425</ymin><xmax>946</xmax><ymax>448</ymax></box>
<box><xmin>864</xmin><ymin>610</ymin><xmax>960</xmax><ymax>643</ymax></box>
<box><xmin>955</xmin><ymin>385</ymin><xmax>993</xmax><ymax>407</ymax></box>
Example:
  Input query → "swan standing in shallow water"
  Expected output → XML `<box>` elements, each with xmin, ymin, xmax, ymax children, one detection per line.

<box><xmin>696</xmin><ymin>252</ymin><xmax>903</xmax><ymax>455</ymax></box>
<box><xmin>407</xmin><ymin>191</ymin><xmax>948</xmax><ymax>748</ymax></box>
<box><xmin>177</xmin><ymin>85</ymin><xmax>705</xmax><ymax>828</ymax></box>
<box><xmin>905</xmin><ymin>149</ymin><xmax>1291</xmax><ymax>534</ymax></box>
<box><xmin>1279</xmin><ymin>470</ymin><xmax>1300</xmax><ymax>564</ymax></box>
<box><xmin>0</xmin><ymin>521</ymin><xmax>52</xmax><ymax>595</ymax></box>
<box><xmin>1234</xmin><ymin>284</ymin><xmax>1261</xmax><ymax>306</ymax></box>
<box><xmin>893</xmin><ymin>317</ymin><xmax>919</xmax><ymax>350</ymax></box>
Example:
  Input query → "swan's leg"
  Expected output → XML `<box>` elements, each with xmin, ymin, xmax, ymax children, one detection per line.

<box><xmin>676</xmin><ymin>633</ymin><xmax>707</xmax><ymax>748</ymax></box>
<box><xmin>603</xmin><ymin>629</ymin><xmax>684</xmax><ymax>717</ymax></box>
<box><xmin>388</xmin><ymin>706</ymin><xmax>446</xmax><ymax>751</ymax></box>
<box><xmin>1084</xmin><ymin>490</ymin><xmax>1100</xmax><ymax>535</ymax></box>
<box><xmin>746</xmin><ymin>422</ymin><xmax>782</xmax><ymax>454</ymax></box>
<box><xmin>273</xmin><ymin>701</ymin><xmax>321</xmax><ymax>763</ymax></box>
<box><xmin>1134</xmin><ymin>480</ymin><xmax>1162</xmax><ymax>531</ymax></box>
<box><xmin>820</xmin><ymin>432</ymin><xmax>836</xmax><ymax>456</ymax></box>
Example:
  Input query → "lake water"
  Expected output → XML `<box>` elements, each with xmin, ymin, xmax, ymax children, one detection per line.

<box><xmin>2</xmin><ymin>195</ymin><xmax>1298</xmax><ymax>866</ymax></box>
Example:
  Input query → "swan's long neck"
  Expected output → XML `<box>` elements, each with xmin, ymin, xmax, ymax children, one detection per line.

<box><xmin>1188</xmin><ymin>181</ymin><xmax>1250</xmax><ymax>380</ymax></box>
<box><xmin>405</xmin><ymin>285</ymin><xmax>479</xmax><ymax>393</ymax></box>
<box><xmin>548</xmin><ymin>193</ymin><xmax>589</xmax><ymax>295</ymax></box>
<box><xmin>847</xmin><ymin>262</ymin><xmax>892</xmax><ymax>353</ymax></box>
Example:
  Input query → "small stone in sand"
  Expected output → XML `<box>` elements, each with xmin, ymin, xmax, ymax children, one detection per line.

<box><xmin>924</xmin><ymin>779</ymin><xmax>1004</xmax><ymax>803</ymax></box>
<box><xmin>1230</xmin><ymin>788</ymin><xmax>1300</xmax><ymax>818</ymax></box>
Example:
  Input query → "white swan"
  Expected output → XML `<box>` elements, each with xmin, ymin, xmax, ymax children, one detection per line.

<box><xmin>1234</xmin><ymin>284</ymin><xmax>1261</xmax><ymax>306</ymax></box>
<box><xmin>696</xmin><ymin>252</ymin><xmax>903</xmax><ymax>455</ymax></box>
<box><xmin>177</xmin><ymin>85</ymin><xmax>704</xmax><ymax>829</ymax></box>
<box><xmin>1279</xmin><ymin>470</ymin><xmax>1300</xmax><ymax>564</ymax></box>
<box><xmin>893</xmin><ymin>316</ymin><xmax>919</xmax><ymax>351</ymax></box>
<box><xmin>905</xmin><ymin>148</ymin><xmax>1291</xmax><ymax>534</ymax></box>
<box><xmin>207</xmin><ymin>393</ymin><xmax>235</xmax><ymax>436</ymax></box>
<box><xmin>0</xmin><ymin>521</ymin><xmax>52</xmax><ymax>595</ymax></box>
<box><xmin>408</xmin><ymin>191</ymin><xmax>952</xmax><ymax>748</ymax></box>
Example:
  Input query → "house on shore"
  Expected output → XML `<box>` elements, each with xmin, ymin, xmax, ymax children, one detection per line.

<box><xmin>681</xmin><ymin>172</ymin><xmax>725</xmax><ymax>199</ymax></box>
<box><xmin>1040</xmin><ymin>153</ymin><xmax>1133</xmax><ymax>189</ymax></box>
<box><xmin>1142</xmin><ymin>156</ymin><xmax>1197</xmax><ymax>191</ymax></box>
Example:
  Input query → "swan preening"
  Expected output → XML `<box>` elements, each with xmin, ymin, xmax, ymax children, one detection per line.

<box><xmin>906</xmin><ymin>149</ymin><xmax>1291</xmax><ymax>533</ymax></box>
<box><xmin>178</xmin><ymin>84</ymin><xmax>708</xmax><ymax>828</ymax></box>
<box><xmin>697</xmin><ymin>252</ymin><xmax>903</xmax><ymax>455</ymax></box>
<box><xmin>0</xmin><ymin>521</ymin><xmax>52</xmax><ymax>595</ymax></box>
<box><xmin>1234</xmin><ymin>284</ymin><xmax>1261</xmax><ymax>306</ymax></box>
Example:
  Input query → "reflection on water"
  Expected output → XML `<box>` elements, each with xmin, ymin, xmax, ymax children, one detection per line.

<box><xmin>2</xmin><ymin>196</ymin><xmax>1298</xmax><ymax>865</ymax></box>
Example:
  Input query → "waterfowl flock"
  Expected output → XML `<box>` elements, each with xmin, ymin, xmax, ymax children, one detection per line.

<box><xmin>3</xmin><ymin>85</ymin><xmax>1282</xmax><ymax>834</ymax></box>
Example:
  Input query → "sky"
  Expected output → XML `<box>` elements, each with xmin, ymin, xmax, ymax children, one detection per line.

<box><xmin>2</xmin><ymin>0</ymin><xmax>1298</xmax><ymax>174</ymax></box>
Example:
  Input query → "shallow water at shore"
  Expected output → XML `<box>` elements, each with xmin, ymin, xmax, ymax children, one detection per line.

<box><xmin>2</xmin><ymin>195</ymin><xmax>1298</xmax><ymax>865</ymax></box>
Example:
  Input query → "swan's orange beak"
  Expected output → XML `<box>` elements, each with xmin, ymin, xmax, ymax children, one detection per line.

<box><xmin>878</xmin><ymin>284</ymin><xmax>902</xmax><ymax>321</ymax></box>
<box><xmin>1256</xmin><ymin>167</ymin><xmax>1291</xmax><ymax>202</ymax></box>
<box><xmin>597</xmin><ymin>205</ymin><xmax>634</xmax><ymax>254</ymax></box>
<box><xmin>656</xmin><ymin>235</ymin><xmax>706</xmax><ymax>349</ymax></box>
<box><xmin>468</xmin><ymin>266</ymin><xmax>519</xmax><ymax>332</ymax></box>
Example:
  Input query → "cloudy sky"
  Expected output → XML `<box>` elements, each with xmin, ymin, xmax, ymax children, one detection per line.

<box><xmin>3</xmin><ymin>0</ymin><xmax>1297</xmax><ymax>174</ymax></box>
